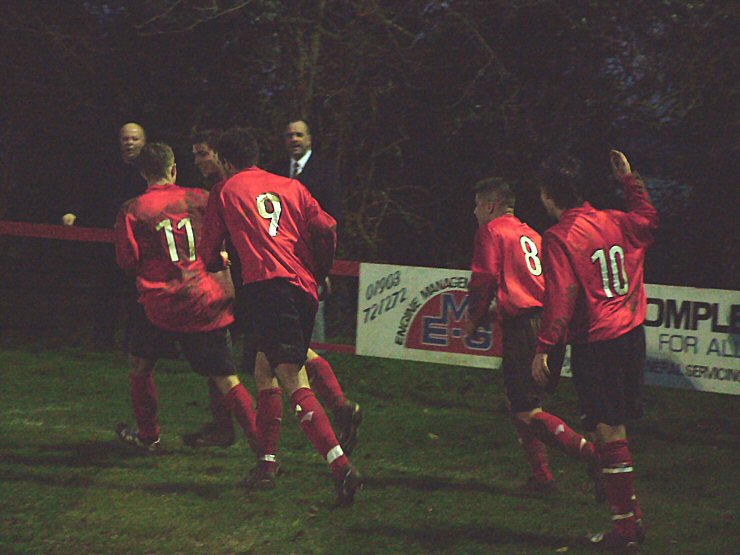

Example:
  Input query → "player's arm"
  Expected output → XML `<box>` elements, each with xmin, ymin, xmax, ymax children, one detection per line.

<box><xmin>536</xmin><ymin>235</ymin><xmax>577</xmax><ymax>351</ymax></box>
<box><xmin>306</xmin><ymin>205</ymin><xmax>337</xmax><ymax>283</ymax></box>
<box><xmin>465</xmin><ymin>227</ymin><xmax>500</xmax><ymax>336</ymax></box>
<box><xmin>533</xmin><ymin>234</ymin><xmax>578</xmax><ymax>385</ymax></box>
<box><xmin>610</xmin><ymin>150</ymin><xmax>659</xmax><ymax>233</ymax></box>
<box><xmin>114</xmin><ymin>204</ymin><xmax>139</xmax><ymax>274</ymax></box>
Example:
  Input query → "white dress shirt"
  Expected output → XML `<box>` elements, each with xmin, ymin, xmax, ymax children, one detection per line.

<box><xmin>290</xmin><ymin>149</ymin><xmax>313</xmax><ymax>178</ymax></box>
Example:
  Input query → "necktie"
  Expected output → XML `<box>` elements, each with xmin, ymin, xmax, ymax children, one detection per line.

<box><xmin>292</xmin><ymin>161</ymin><xmax>301</xmax><ymax>177</ymax></box>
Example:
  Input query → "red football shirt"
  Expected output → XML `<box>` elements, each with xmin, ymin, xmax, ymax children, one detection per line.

<box><xmin>536</xmin><ymin>174</ymin><xmax>659</xmax><ymax>352</ymax></box>
<box><xmin>115</xmin><ymin>183</ymin><xmax>235</xmax><ymax>333</ymax></box>
<box><xmin>200</xmin><ymin>167</ymin><xmax>336</xmax><ymax>302</ymax></box>
<box><xmin>468</xmin><ymin>214</ymin><xmax>545</xmax><ymax>325</ymax></box>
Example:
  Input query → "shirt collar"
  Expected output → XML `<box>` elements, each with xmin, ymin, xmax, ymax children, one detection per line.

<box><xmin>146</xmin><ymin>182</ymin><xmax>176</xmax><ymax>192</ymax></box>
<box><xmin>291</xmin><ymin>149</ymin><xmax>312</xmax><ymax>175</ymax></box>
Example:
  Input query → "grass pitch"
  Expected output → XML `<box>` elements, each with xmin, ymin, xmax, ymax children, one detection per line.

<box><xmin>1</xmin><ymin>347</ymin><xmax>738</xmax><ymax>554</ymax></box>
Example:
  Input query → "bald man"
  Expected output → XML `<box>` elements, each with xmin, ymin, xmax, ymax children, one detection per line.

<box><xmin>63</xmin><ymin>123</ymin><xmax>147</xmax><ymax>226</ymax></box>
<box><xmin>63</xmin><ymin>122</ymin><xmax>152</xmax><ymax>350</ymax></box>
<box><xmin>119</xmin><ymin>122</ymin><xmax>147</xmax><ymax>164</ymax></box>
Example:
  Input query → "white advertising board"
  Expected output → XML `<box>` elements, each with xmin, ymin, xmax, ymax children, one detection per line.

<box><xmin>643</xmin><ymin>284</ymin><xmax>740</xmax><ymax>395</ymax></box>
<box><xmin>356</xmin><ymin>264</ymin><xmax>740</xmax><ymax>395</ymax></box>
<box><xmin>356</xmin><ymin>263</ymin><xmax>502</xmax><ymax>369</ymax></box>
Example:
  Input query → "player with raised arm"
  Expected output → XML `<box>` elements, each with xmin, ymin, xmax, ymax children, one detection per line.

<box><xmin>114</xmin><ymin>142</ymin><xmax>257</xmax><ymax>453</ymax></box>
<box><xmin>533</xmin><ymin>150</ymin><xmax>659</xmax><ymax>550</ymax></box>
<box><xmin>200</xmin><ymin>127</ymin><xmax>363</xmax><ymax>506</ymax></box>
<box><xmin>465</xmin><ymin>177</ymin><xmax>597</xmax><ymax>496</ymax></box>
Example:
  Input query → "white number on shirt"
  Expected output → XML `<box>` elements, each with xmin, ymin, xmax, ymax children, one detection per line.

<box><xmin>155</xmin><ymin>217</ymin><xmax>196</xmax><ymax>262</ymax></box>
<box><xmin>256</xmin><ymin>193</ymin><xmax>282</xmax><ymax>237</ymax></box>
<box><xmin>591</xmin><ymin>245</ymin><xmax>629</xmax><ymax>298</ymax></box>
<box><xmin>520</xmin><ymin>235</ymin><xmax>542</xmax><ymax>276</ymax></box>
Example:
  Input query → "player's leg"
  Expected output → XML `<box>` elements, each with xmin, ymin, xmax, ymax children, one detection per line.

<box><xmin>116</xmin><ymin>304</ymin><xmax>164</xmax><ymax>450</ymax></box>
<box><xmin>590</xmin><ymin>423</ymin><xmax>642</xmax><ymax>549</ymax></box>
<box><xmin>179</xmin><ymin>328</ymin><xmax>257</xmax><ymax>450</ymax></box>
<box><xmin>182</xmin><ymin>272</ymin><xmax>249</xmax><ymax>447</ymax></box>
<box><xmin>576</xmin><ymin>327</ymin><xmax>645</xmax><ymax>549</ymax></box>
<box><xmin>208</xmin><ymin>378</ymin><xmax>234</xmax><ymax>434</ymax></box>
<box><xmin>182</xmin><ymin>377</ymin><xmax>236</xmax><ymax>448</ymax></box>
<box><xmin>277</xmin><ymin>362</ymin><xmax>351</xmax><ymax>478</ymax></box>
<box><xmin>502</xmin><ymin>314</ymin><xmax>555</xmax><ymax>491</ymax></box>
<box><xmin>211</xmin><ymin>374</ymin><xmax>256</xmax><ymax>450</ymax></box>
<box><xmin>249</xmin><ymin>351</ymin><xmax>283</xmax><ymax>488</ymax></box>
<box><xmin>238</xmin><ymin>284</ymin><xmax>284</xmax><ymax>488</ymax></box>
<box><xmin>256</xmin><ymin>279</ymin><xmax>363</xmax><ymax>505</ymax></box>
<box><xmin>518</xmin><ymin>321</ymin><xmax>596</xmax><ymax>465</ymax></box>
<box><xmin>305</xmin><ymin>348</ymin><xmax>346</xmax><ymax>411</ymax></box>
<box><xmin>527</xmin><ymin>410</ymin><xmax>596</xmax><ymax>463</ymax></box>
<box><xmin>305</xmin><ymin>348</ymin><xmax>364</xmax><ymax>455</ymax></box>
<box><xmin>276</xmin><ymin>361</ymin><xmax>362</xmax><ymax>505</ymax></box>
<box><xmin>511</xmin><ymin>409</ymin><xmax>553</xmax><ymax>493</ymax></box>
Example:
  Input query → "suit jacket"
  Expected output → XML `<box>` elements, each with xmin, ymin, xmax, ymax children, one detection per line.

<box><xmin>72</xmin><ymin>160</ymin><xmax>147</xmax><ymax>228</ymax></box>
<box><xmin>269</xmin><ymin>151</ymin><xmax>342</xmax><ymax>223</ymax></box>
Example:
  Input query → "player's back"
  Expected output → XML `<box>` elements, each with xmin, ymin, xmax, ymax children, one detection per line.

<box><xmin>545</xmin><ymin>202</ymin><xmax>651</xmax><ymax>342</ymax></box>
<box><xmin>118</xmin><ymin>184</ymin><xmax>234</xmax><ymax>332</ymax></box>
<box><xmin>487</xmin><ymin>215</ymin><xmax>545</xmax><ymax>317</ymax></box>
<box><xmin>217</xmin><ymin>167</ymin><xmax>325</xmax><ymax>298</ymax></box>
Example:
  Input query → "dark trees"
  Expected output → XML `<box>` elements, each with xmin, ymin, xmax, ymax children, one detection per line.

<box><xmin>1</xmin><ymin>0</ymin><xmax>737</xmax><ymax>287</ymax></box>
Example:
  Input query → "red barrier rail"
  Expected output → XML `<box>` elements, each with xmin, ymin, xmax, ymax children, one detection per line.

<box><xmin>0</xmin><ymin>221</ymin><xmax>361</xmax><ymax>278</ymax></box>
<box><xmin>0</xmin><ymin>221</ymin><xmax>115</xmax><ymax>243</ymax></box>
<box><xmin>1</xmin><ymin>220</ymin><xmax>359</xmax><ymax>354</ymax></box>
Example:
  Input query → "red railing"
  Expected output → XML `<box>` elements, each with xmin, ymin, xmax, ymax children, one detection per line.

<box><xmin>0</xmin><ymin>220</ymin><xmax>359</xmax><ymax>354</ymax></box>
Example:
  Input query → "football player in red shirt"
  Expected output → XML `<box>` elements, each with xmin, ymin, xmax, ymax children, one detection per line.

<box><xmin>200</xmin><ymin>127</ymin><xmax>363</xmax><ymax>506</ymax></box>
<box><xmin>533</xmin><ymin>150</ymin><xmax>659</xmax><ymax>549</ymax></box>
<box><xmin>185</xmin><ymin>130</ymin><xmax>363</xmax><ymax>455</ymax></box>
<box><xmin>465</xmin><ymin>178</ymin><xmax>597</xmax><ymax>495</ymax></box>
<box><xmin>175</xmin><ymin>129</ymin><xmax>241</xmax><ymax>448</ymax></box>
<box><xmin>114</xmin><ymin>142</ymin><xmax>257</xmax><ymax>453</ymax></box>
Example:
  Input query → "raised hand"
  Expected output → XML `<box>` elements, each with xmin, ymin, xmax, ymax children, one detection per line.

<box><xmin>610</xmin><ymin>150</ymin><xmax>632</xmax><ymax>178</ymax></box>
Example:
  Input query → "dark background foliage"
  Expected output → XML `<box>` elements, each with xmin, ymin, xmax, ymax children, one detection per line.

<box><xmin>2</xmin><ymin>0</ymin><xmax>738</xmax><ymax>289</ymax></box>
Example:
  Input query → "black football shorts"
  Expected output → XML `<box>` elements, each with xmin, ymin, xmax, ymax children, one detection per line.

<box><xmin>241</xmin><ymin>278</ymin><xmax>317</xmax><ymax>368</ymax></box>
<box><xmin>570</xmin><ymin>325</ymin><xmax>646</xmax><ymax>431</ymax></box>
<box><xmin>128</xmin><ymin>303</ymin><xmax>236</xmax><ymax>377</ymax></box>
<box><xmin>502</xmin><ymin>311</ymin><xmax>564</xmax><ymax>412</ymax></box>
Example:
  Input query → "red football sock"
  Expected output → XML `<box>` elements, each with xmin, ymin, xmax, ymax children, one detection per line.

<box><xmin>599</xmin><ymin>440</ymin><xmax>639</xmax><ymax>539</ymax></box>
<box><xmin>256</xmin><ymin>388</ymin><xmax>283</xmax><ymax>473</ymax></box>
<box><xmin>208</xmin><ymin>379</ymin><xmax>234</xmax><ymax>432</ymax></box>
<box><xmin>305</xmin><ymin>356</ymin><xmax>346</xmax><ymax>412</ymax></box>
<box><xmin>226</xmin><ymin>384</ymin><xmax>257</xmax><ymax>441</ymax></box>
<box><xmin>129</xmin><ymin>372</ymin><xmax>159</xmax><ymax>442</ymax></box>
<box><xmin>290</xmin><ymin>387</ymin><xmax>349</xmax><ymax>479</ymax></box>
<box><xmin>530</xmin><ymin>411</ymin><xmax>596</xmax><ymax>462</ymax></box>
<box><xmin>513</xmin><ymin>417</ymin><xmax>553</xmax><ymax>483</ymax></box>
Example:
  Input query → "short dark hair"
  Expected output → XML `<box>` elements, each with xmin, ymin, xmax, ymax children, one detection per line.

<box><xmin>190</xmin><ymin>128</ymin><xmax>221</xmax><ymax>149</ymax></box>
<box><xmin>137</xmin><ymin>143</ymin><xmax>174</xmax><ymax>180</ymax></box>
<box><xmin>539</xmin><ymin>155</ymin><xmax>585</xmax><ymax>209</ymax></box>
<box><xmin>473</xmin><ymin>177</ymin><xmax>516</xmax><ymax>209</ymax></box>
<box><xmin>217</xmin><ymin>127</ymin><xmax>259</xmax><ymax>169</ymax></box>
<box><xmin>285</xmin><ymin>119</ymin><xmax>311</xmax><ymax>135</ymax></box>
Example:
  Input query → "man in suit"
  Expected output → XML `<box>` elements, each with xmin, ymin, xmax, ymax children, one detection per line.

<box><xmin>62</xmin><ymin>122</ymin><xmax>149</xmax><ymax>350</ymax></box>
<box><xmin>275</xmin><ymin>120</ymin><xmax>342</xmax><ymax>222</ymax></box>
